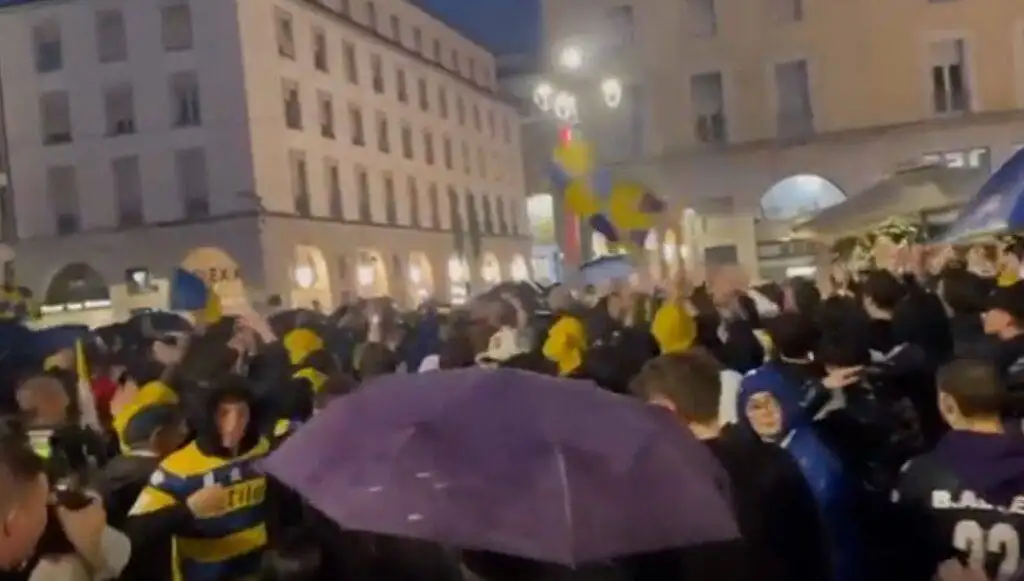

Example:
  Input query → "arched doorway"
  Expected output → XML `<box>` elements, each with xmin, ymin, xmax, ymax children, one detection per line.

<box><xmin>448</xmin><ymin>255</ymin><xmax>470</xmax><ymax>304</ymax></box>
<box><xmin>291</xmin><ymin>245</ymin><xmax>331</xmax><ymax>311</ymax></box>
<box><xmin>355</xmin><ymin>250</ymin><xmax>388</xmax><ymax>298</ymax></box>
<box><xmin>407</xmin><ymin>252</ymin><xmax>434</xmax><ymax>305</ymax></box>
<box><xmin>480</xmin><ymin>252</ymin><xmax>501</xmax><ymax>287</ymax></box>
<box><xmin>760</xmin><ymin>174</ymin><xmax>846</xmax><ymax>221</ymax></box>
<box><xmin>510</xmin><ymin>254</ymin><xmax>529</xmax><ymax>282</ymax></box>
<box><xmin>181</xmin><ymin>246</ymin><xmax>246</xmax><ymax>304</ymax></box>
<box><xmin>40</xmin><ymin>262</ymin><xmax>111</xmax><ymax>326</ymax></box>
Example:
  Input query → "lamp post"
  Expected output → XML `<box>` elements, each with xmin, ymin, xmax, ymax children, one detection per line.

<box><xmin>531</xmin><ymin>45</ymin><xmax>623</xmax><ymax>269</ymax></box>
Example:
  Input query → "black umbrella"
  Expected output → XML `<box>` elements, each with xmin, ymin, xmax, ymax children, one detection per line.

<box><xmin>268</xmin><ymin>308</ymin><xmax>324</xmax><ymax>338</ymax></box>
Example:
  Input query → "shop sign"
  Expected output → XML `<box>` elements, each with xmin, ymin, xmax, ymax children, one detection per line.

<box><xmin>921</xmin><ymin>146</ymin><xmax>990</xmax><ymax>172</ymax></box>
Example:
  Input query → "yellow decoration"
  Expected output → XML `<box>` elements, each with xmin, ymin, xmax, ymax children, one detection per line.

<box><xmin>553</xmin><ymin>141</ymin><xmax>594</xmax><ymax>177</ymax></box>
<box><xmin>608</xmin><ymin>182</ymin><xmax>653</xmax><ymax>232</ymax></box>
<box><xmin>564</xmin><ymin>181</ymin><xmax>600</xmax><ymax>217</ymax></box>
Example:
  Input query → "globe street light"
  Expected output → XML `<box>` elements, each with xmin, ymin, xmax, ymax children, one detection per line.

<box><xmin>601</xmin><ymin>77</ymin><xmax>623</xmax><ymax>108</ymax></box>
<box><xmin>558</xmin><ymin>45</ymin><xmax>583</xmax><ymax>71</ymax></box>
<box><xmin>533</xmin><ymin>82</ymin><xmax>554</xmax><ymax>112</ymax></box>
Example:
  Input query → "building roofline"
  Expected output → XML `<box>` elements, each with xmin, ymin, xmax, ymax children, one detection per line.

<box><xmin>0</xmin><ymin>0</ymin><xmax>516</xmax><ymax>106</ymax></box>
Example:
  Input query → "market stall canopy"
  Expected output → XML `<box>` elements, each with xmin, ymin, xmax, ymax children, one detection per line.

<box><xmin>791</xmin><ymin>164</ymin><xmax>985</xmax><ymax>239</ymax></box>
<box><xmin>936</xmin><ymin>148</ymin><xmax>1024</xmax><ymax>243</ymax></box>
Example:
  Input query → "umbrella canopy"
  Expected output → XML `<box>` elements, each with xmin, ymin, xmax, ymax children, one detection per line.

<box><xmin>936</xmin><ymin>148</ymin><xmax>1024</xmax><ymax>243</ymax></box>
<box><xmin>578</xmin><ymin>255</ymin><xmax>635</xmax><ymax>287</ymax></box>
<box><xmin>792</xmin><ymin>164</ymin><xmax>984</xmax><ymax>239</ymax></box>
<box><xmin>264</xmin><ymin>368</ymin><xmax>738</xmax><ymax>565</ymax></box>
<box><xmin>127</xmin><ymin>310</ymin><xmax>193</xmax><ymax>336</ymax></box>
<box><xmin>267</xmin><ymin>308</ymin><xmax>324</xmax><ymax>338</ymax></box>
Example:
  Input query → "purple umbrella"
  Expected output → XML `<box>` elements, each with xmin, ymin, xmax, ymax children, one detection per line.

<box><xmin>263</xmin><ymin>368</ymin><xmax>739</xmax><ymax>565</ymax></box>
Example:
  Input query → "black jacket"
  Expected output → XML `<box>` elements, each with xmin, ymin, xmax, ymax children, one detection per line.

<box><xmin>704</xmin><ymin>424</ymin><xmax>830</xmax><ymax>581</ymax></box>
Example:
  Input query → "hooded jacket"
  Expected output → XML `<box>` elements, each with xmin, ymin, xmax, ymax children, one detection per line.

<box><xmin>122</xmin><ymin>379</ymin><xmax>281</xmax><ymax>581</ymax></box>
<box><xmin>894</xmin><ymin>430</ymin><xmax>1024</xmax><ymax>581</ymax></box>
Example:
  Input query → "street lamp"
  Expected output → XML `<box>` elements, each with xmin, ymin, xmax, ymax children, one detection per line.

<box><xmin>600</xmin><ymin>77</ymin><xmax>622</xmax><ymax>108</ymax></box>
<box><xmin>558</xmin><ymin>46</ymin><xmax>583</xmax><ymax>71</ymax></box>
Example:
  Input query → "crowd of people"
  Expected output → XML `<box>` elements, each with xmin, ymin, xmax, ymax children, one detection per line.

<box><xmin>1</xmin><ymin>242</ymin><xmax>1024</xmax><ymax>581</ymax></box>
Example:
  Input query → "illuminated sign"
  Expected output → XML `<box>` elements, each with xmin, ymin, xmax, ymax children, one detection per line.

<box><xmin>921</xmin><ymin>146</ymin><xmax>991</xmax><ymax>172</ymax></box>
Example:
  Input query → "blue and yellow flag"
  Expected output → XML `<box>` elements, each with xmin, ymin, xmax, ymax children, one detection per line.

<box><xmin>169</xmin><ymin>268</ymin><xmax>222</xmax><ymax>324</ymax></box>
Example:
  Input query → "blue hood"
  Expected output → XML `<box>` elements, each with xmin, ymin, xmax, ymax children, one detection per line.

<box><xmin>934</xmin><ymin>430</ymin><xmax>1024</xmax><ymax>506</ymax></box>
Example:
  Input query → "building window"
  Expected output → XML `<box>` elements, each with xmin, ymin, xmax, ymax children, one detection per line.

<box><xmin>339</xmin><ymin>0</ymin><xmax>350</xmax><ymax>16</ymax></box>
<box><xmin>383</xmin><ymin>173</ymin><xmax>397</xmax><ymax>224</ymax></box>
<box><xmin>326</xmin><ymin>159</ymin><xmax>343</xmax><ymax>219</ymax></box>
<box><xmin>290</xmin><ymin>150</ymin><xmax>311</xmax><ymax>216</ymax></box>
<box><xmin>318</xmin><ymin>91</ymin><xmax>335</xmax><ymax>138</ymax></box>
<box><xmin>496</xmin><ymin>197</ymin><xmax>508</xmax><ymax>234</ymax></box>
<box><xmin>405</xmin><ymin>177</ymin><xmax>419</xmax><ymax>226</ymax></box>
<box><xmin>389</xmin><ymin>14</ymin><xmax>400</xmax><ymax>41</ymax></box>
<box><xmin>481</xmin><ymin>195</ymin><xmax>493</xmax><ymax>234</ymax></box>
<box><xmin>161</xmin><ymin>2</ymin><xmax>193</xmax><ymax>51</ymax></box>
<box><xmin>396</xmin><ymin>67</ymin><xmax>408</xmax><ymax>102</ymax></box>
<box><xmin>349</xmin><ymin>105</ymin><xmax>365</xmax><ymax>146</ymax></box>
<box><xmin>175</xmin><ymin>147</ymin><xmax>210</xmax><ymax>218</ymax></box>
<box><xmin>774</xmin><ymin>59</ymin><xmax>814</xmax><ymax>139</ymax></box>
<box><xmin>773</xmin><ymin>0</ymin><xmax>803</xmax><ymax>23</ymax></box>
<box><xmin>95</xmin><ymin>9</ymin><xmax>127</xmax><ymax>63</ymax></box>
<box><xmin>170</xmin><ymin>71</ymin><xmax>201</xmax><ymax>127</ymax></box>
<box><xmin>423</xmin><ymin>130</ymin><xmax>435</xmax><ymax>165</ymax></box>
<box><xmin>276</xmin><ymin>9</ymin><xmax>295</xmax><ymax>59</ymax></box>
<box><xmin>47</xmin><ymin>165</ymin><xmax>79</xmax><ymax>235</ymax></box>
<box><xmin>456</xmin><ymin>95</ymin><xmax>465</xmax><ymax>125</ymax></box>
<box><xmin>486</xmin><ymin>110</ymin><xmax>496</xmax><ymax>137</ymax></box>
<box><xmin>461</xmin><ymin>141</ymin><xmax>471</xmax><ymax>175</ymax></box>
<box><xmin>412</xmin><ymin>27</ymin><xmax>422</xmax><ymax>52</ymax></box>
<box><xmin>104</xmin><ymin>83</ymin><xmax>136</xmax><ymax>136</ymax></box>
<box><xmin>685</xmin><ymin>0</ymin><xmax>717</xmax><ymax>37</ymax></box>
<box><xmin>502</xmin><ymin>115</ymin><xmax>511</xmax><ymax>143</ymax></box>
<box><xmin>450</xmin><ymin>49</ymin><xmax>459</xmax><ymax>72</ymax></box>
<box><xmin>607</xmin><ymin>5</ymin><xmax>634</xmax><ymax>48</ymax></box>
<box><xmin>356</xmin><ymin>165</ymin><xmax>371</xmax><ymax>221</ymax></box>
<box><xmin>371</xmin><ymin>54</ymin><xmax>384</xmax><ymax>93</ymax></box>
<box><xmin>443</xmin><ymin>136</ymin><xmax>453</xmax><ymax>170</ymax></box>
<box><xmin>40</xmin><ymin>91</ymin><xmax>72</xmax><ymax>145</ymax></box>
<box><xmin>472</xmin><ymin>104</ymin><xmax>482</xmax><ymax>132</ymax></box>
<box><xmin>343</xmin><ymin>42</ymin><xmax>358</xmax><ymax>84</ymax></box>
<box><xmin>930</xmin><ymin>38</ymin><xmax>969</xmax><ymax>114</ymax></box>
<box><xmin>417</xmin><ymin>77</ymin><xmax>429</xmax><ymax>111</ymax></box>
<box><xmin>438</xmin><ymin>87</ymin><xmax>449</xmax><ymax>119</ymax></box>
<box><xmin>313</xmin><ymin>28</ymin><xmax>328</xmax><ymax>72</ymax></box>
<box><xmin>428</xmin><ymin>183</ymin><xmax>440</xmax><ymax>228</ymax></box>
<box><xmin>283</xmin><ymin>80</ymin><xmax>302</xmax><ymax>129</ymax></box>
<box><xmin>33</xmin><ymin>20</ymin><xmax>62</xmax><ymax>73</ymax></box>
<box><xmin>476</xmin><ymin>147</ymin><xmax>487</xmax><ymax>178</ymax></box>
<box><xmin>468</xmin><ymin>57</ymin><xmax>476</xmax><ymax>82</ymax></box>
<box><xmin>690</xmin><ymin>71</ymin><xmax>727</xmax><ymax>144</ymax></box>
<box><xmin>112</xmin><ymin>155</ymin><xmax>143</xmax><ymax>227</ymax></box>
<box><xmin>366</xmin><ymin>1</ymin><xmax>377</xmax><ymax>30</ymax></box>
<box><xmin>432</xmin><ymin>38</ymin><xmax>441</xmax><ymax>62</ymax></box>
<box><xmin>376</xmin><ymin>113</ymin><xmax>390</xmax><ymax>153</ymax></box>
<box><xmin>401</xmin><ymin>123</ymin><xmax>413</xmax><ymax>159</ymax></box>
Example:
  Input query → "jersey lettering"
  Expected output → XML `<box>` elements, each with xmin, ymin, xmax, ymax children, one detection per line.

<box><xmin>953</xmin><ymin>520</ymin><xmax>1020</xmax><ymax>580</ymax></box>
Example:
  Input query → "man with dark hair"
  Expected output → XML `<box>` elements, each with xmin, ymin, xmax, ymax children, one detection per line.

<box><xmin>631</xmin><ymin>350</ymin><xmax>829</xmax><ymax>581</ymax></box>
<box><xmin>861</xmin><ymin>269</ymin><xmax>908</xmax><ymax>354</ymax></box>
<box><xmin>894</xmin><ymin>359</ymin><xmax>1024</xmax><ymax>581</ymax></box>
<box><xmin>0</xmin><ymin>418</ymin><xmax>50</xmax><ymax>572</ymax></box>
<box><xmin>0</xmin><ymin>417</ymin><xmax>128</xmax><ymax>581</ymax></box>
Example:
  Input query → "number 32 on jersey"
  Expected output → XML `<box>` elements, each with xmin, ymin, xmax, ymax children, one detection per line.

<box><xmin>954</xmin><ymin>520</ymin><xmax>1020</xmax><ymax>580</ymax></box>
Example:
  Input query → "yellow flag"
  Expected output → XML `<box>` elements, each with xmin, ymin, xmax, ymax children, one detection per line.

<box><xmin>75</xmin><ymin>339</ymin><xmax>88</xmax><ymax>383</ymax></box>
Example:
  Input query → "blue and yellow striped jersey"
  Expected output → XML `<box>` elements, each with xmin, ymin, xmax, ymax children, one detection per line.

<box><xmin>129</xmin><ymin>438</ymin><xmax>272</xmax><ymax>581</ymax></box>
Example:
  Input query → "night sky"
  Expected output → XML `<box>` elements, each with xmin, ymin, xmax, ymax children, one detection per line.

<box><xmin>416</xmin><ymin>0</ymin><xmax>540</xmax><ymax>57</ymax></box>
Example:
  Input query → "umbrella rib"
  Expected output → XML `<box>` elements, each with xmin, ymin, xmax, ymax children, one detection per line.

<box><xmin>554</xmin><ymin>445</ymin><xmax>574</xmax><ymax>565</ymax></box>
